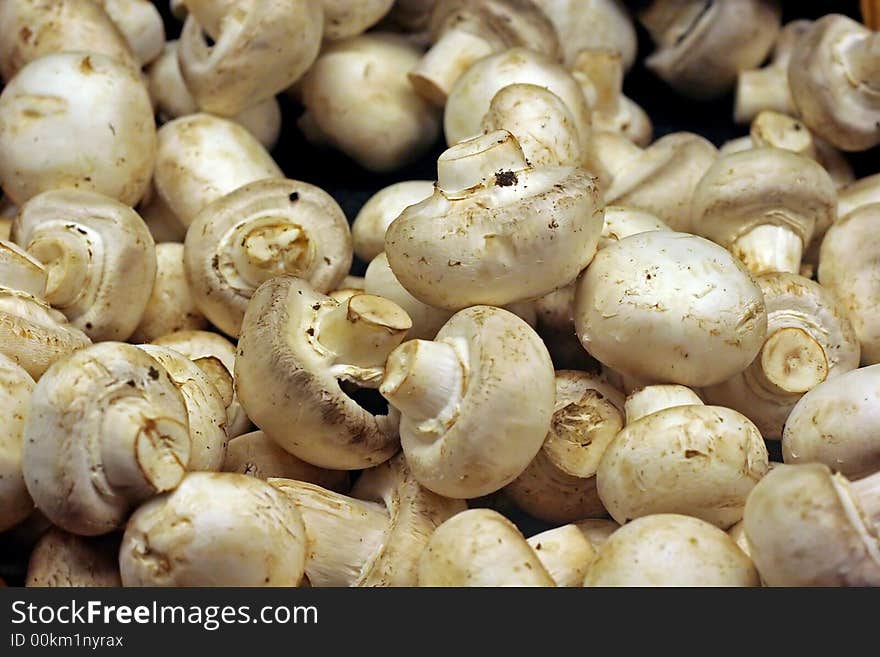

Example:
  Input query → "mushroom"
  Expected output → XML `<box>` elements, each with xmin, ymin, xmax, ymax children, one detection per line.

<box><xmin>13</xmin><ymin>189</ymin><xmax>157</xmax><ymax>341</ymax></box>
<box><xmin>418</xmin><ymin>509</ymin><xmax>555</xmax><ymax>586</ymax></box>
<box><xmin>0</xmin><ymin>240</ymin><xmax>91</xmax><ymax>379</ymax></box>
<box><xmin>299</xmin><ymin>33</ymin><xmax>441</xmax><ymax>173</ymax></box>
<box><xmin>385</xmin><ymin>130</ymin><xmax>603</xmax><ymax>310</ymax></box>
<box><xmin>690</xmin><ymin>148</ymin><xmax>836</xmax><ymax>276</ymax></box>
<box><xmin>0</xmin><ymin>52</ymin><xmax>156</xmax><ymax>207</ymax></box>
<box><xmin>838</xmin><ymin>173</ymin><xmax>880</xmax><ymax>219</ymax></box>
<box><xmin>587</xmin><ymin>131</ymin><xmax>718</xmax><ymax>230</ymax></box>
<box><xmin>480</xmin><ymin>84</ymin><xmax>583</xmax><ymax>167</ymax></box>
<box><xmin>527</xmin><ymin>524</ymin><xmax>596</xmax><ymax>587</ymax></box>
<box><xmin>574</xmin><ymin>518</ymin><xmax>619</xmax><ymax>551</ymax></box>
<box><xmin>0</xmin><ymin>353</ymin><xmax>35</xmax><ymax>533</ymax></box>
<box><xmin>0</xmin><ymin>0</ymin><xmax>138</xmax><ymax>81</ymax></box>
<box><xmin>136</xmin><ymin>345</ymin><xmax>228</xmax><ymax>473</ymax></box>
<box><xmin>380</xmin><ymin>305</ymin><xmax>555</xmax><ymax>498</ymax></box>
<box><xmin>236</xmin><ymin>276</ymin><xmax>411</xmax><ymax>470</ymax></box>
<box><xmin>583</xmin><ymin>514</ymin><xmax>760</xmax><ymax>586</ymax></box>
<box><xmin>734</xmin><ymin>20</ymin><xmax>812</xmax><ymax>124</ymax></box>
<box><xmin>505</xmin><ymin>370</ymin><xmax>625</xmax><ymax>523</ymax></box>
<box><xmin>443</xmin><ymin>48</ymin><xmax>591</xmax><ymax>155</ymax></box>
<box><xmin>320</xmin><ymin>0</ymin><xmax>395</xmax><ymax>39</ymax></box>
<box><xmin>153</xmin><ymin>113</ymin><xmax>283</xmax><ymax>231</ymax></box>
<box><xmin>352</xmin><ymin>181</ymin><xmax>435</xmax><ymax>263</ymax></box>
<box><xmin>781</xmin><ymin>365</ymin><xmax>880</xmax><ymax>478</ymax></box>
<box><xmin>532</xmin><ymin>0</ymin><xmax>637</xmax><ymax>70</ymax></box>
<box><xmin>271</xmin><ymin>454</ymin><xmax>465</xmax><ymax>586</ymax></box>
<box><xmin>177</xmin><ymin>0</ymin><xmax>323</xmax><ymax>117</ymax></box>
<box><xmin>98</xmin><ymin>0</ymin><xmax>165</xmax><ymax>66</ymax></box>
<box><xmin>819</xmin><ymin>204</ymin><xmax>880</xmax><ymax>364</ymax></box>
<box><xmin>22</xmin><ymin>342</ymin><xmax>191</xmax><ymax>535</ymax></box>
<box><xmin>574</xmin><ymin>231</ymin><xmax>768</xmax><ymax>388</ymax></box>
<box><xmin>788</xmin><ymin>14</ymin><xmax>880</xmax><ymax>151</ymax></box>
<box><xmin>131</xmin><ymin>243</ymin><xmax>208</xmax><ymax>344</ymax></box>
<box><xmin>622</xmin><ymin>383</ymin><xmax>703</xmax><ymax>423</ymax></box>
<box><xmin>743</xmin><ymin>463</ymin><xmax>880</xmax><ymax>586</ymax></box>
<box><xmin>151</xmin><ymin>329</ymin><xmax>251</xmax><ymax>438</ymax></box>
<box><xmin>25</xmin><ymin>528</ymin><xmax>121</xmax><ymax>587</ymax></box>
<box><xmin>638</xmin><ymin>0</ymin><xmax>781</xmax><ymax>100</ymax></box>
<box><xmin>704</xmin><ymin>272</ymin><xmax>860</xmax><ymax>440</ymax></box>
<box><xmin>223</xmin><ymin>430</ymin><xmax>349</xmax><ymax>492</ymax></box>
<box><xmin>409</xmin><ymin>0</ymin><xmax>560</xmax><ymax>106</ymax></box>
<box><xmin>184</xmin><ymin>178</ymin><xmax>352</xmax><ymax>338</ymax></box>
<box><xmin>147</xmin><ymin>41</ymin><xmax>282</xmax><ymax>150</ymax></box>
<box><xmin>597</xmin><ymin>385</ymin><xmax>768</xmax><ymax>528</ymax></box>
<box><xmin>120</xmin><ymin>472</ymin><xmax>308</xmax><ymax>586</ymax></box>
<box><xmin>571</xmin><ymin>49</ymin><xmax>652</xmax><ymax>147</ymax></box>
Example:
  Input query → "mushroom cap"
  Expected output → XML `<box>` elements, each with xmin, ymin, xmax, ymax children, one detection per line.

<box><xmin>527</xmin><ymin>524</ymin><xmax>597</xmax><ymax>587</ymax></box>
<box><xmin>704</xmin><ymin>272</ymin><xmax>860</xmax><ymax>440</ymax></box>
<box><xmin>597</xmin><ymin>404</ymin><xmax>769</xmax><ymax>528</ymax></box>
<box><xmin>26</xmin><ymin>527</ymin><xmax>121</xmax><ymax>587</ymax></box>
<box><xmin>120</xmin><ymin>472</ymin><xmax>308</xmax><ymax>586</ymax></box>
<box><xmin>574</xmin><ymin>231</ymin><xmax>768</xmax><ymax>387</ymax></box>
<box><xmin>743</xmin><ymin>463</ymin><xmax>880</xmax><ymax>586</ymax></box>
<box><xmin>838</xmin><ymin>173</ymin><xmax>880</xmax><ymax>220</ymax></box>
<box><xmin>320</xmin><ymin>0</ymin><xmax>395</xmax><ymax>39</ymax></box>
<box><xmin>352</xmin><ymin>180</ymin><xmax>435</xmax><ymax>263</ymax></box>
<box><xmin>99</xmin><ymin>0</ymin><xmax>165</xmax><ymax>66</ymax></box>
<box><xmin>641</xmin><ymin>0</ymin><xmax>781</xmax><ymax>100</ymax></box>
<box><xmin>184</xmin><ymin>178</ymin><xmax>352</xmax><ymax>338</ymax></box>
<box><xmin>0</xmin><ymin>0</ymin><xmax>138</xmax><ymax>81</ymax></box>
<box><xmin>788</xmin><ymin>14</ymin><xmax>880</xmax><ymax>151</ymax></box>
<box><xmin>574</xmin><ymin>518</ymin><xmax>619</xmax><ymax>550</ymax></box>
<box><xmin>819</xmin><ymin>204</ymin><xmax>880</xmax><ymax>364</ymax></box>
<box><xmin>13</xmin><ymin>189</ymin><xmax>158</xmax><ymax>341</ymax></box>
<box><xmin>153</xmin><ymin>113</ymin><xmax>283</xmax><ymax>228</ymax></box>
<box><xmin>691</xmin><ymin>148</ymin><xmax>836</xmax><ymax>251</ymax></box>
<box><xmin>300</xmin><ymin>33</ymin><xmax>440</xmax><ymax>172</ymax></box>
<box><xmin>418</xmin><ymin>508</ymin><xmax>555</xmax><ymax>586</ymax></box>
<box><xmin>0</xmin><ymin>239</ymin><xmax>47</xmax><ymax>298</ymax></box>
<box><xmin>0</xmin><ymin>352</ymin><xmax>35</xmax><ymax>532</ymax></box>
<box><xmin>0</xmin><ymin>52</ymin><xmax>155</xmax><ymax>207</ymax></box>
<box><xmin>22</xmin><ymin>342</ymin><xmax>191</xmax><ymax>535</ymax></box>
<box><xmin>178</xmin><ymin>0</ymin><xmax>323</xmax><ymax>116</ymax></box>
<box><xmin>584</xmin><ymin>513</ymin><xmax>760</xmax><ymax>586</ymax></box>
<box><xmin>235</xmin><ymin>276</ymin><xmax>403</xmax><ymax>470</ymax></box>
<box><xmin>782</xmin><ymin>365</ymin><xmax>880</xmax><ymax>478</ymax></box>
<box><xmin>599</xmin><ymin>206</ymin><xmax>670</xmax><ymax>249</ymax></box>
<box><xmin>444</xmin><ymin>47</ymin><xmax>591</xmax><ymax>153</ymax></box>
<box><xmin>390</xmin><ymin>306</ymin><xmax>555</xmax><ymax>498</ymax></box>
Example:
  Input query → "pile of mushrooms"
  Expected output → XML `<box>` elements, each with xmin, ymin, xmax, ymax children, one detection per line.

<box><xmin>1</xmin><ymin>0</ymin><xmax>880</xmax><ymax>589</ymax></box>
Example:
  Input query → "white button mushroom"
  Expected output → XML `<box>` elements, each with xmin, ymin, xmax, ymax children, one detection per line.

<box><xmin>574</xmin><ymin>231</ymin><xmax>768</xmax><ymax>388</ymax></box>
<box><xmin>583</xmin><ymin>514</ymin><xmax>760</xmax><ymax>587</ymax></box>
<box><xmin>622</xmin><ymin>383</ymin><xmax>704</xmax><ymax>423</ymax></box>
<box><xmin>837</xmin><ymin>173</ymin><xmax>880</xmax><ymax>220</ymax></box>
<box><xmin>22</xmin><ymin>342</ymin><xmax>191</xmax><ymax>535</ymax></box>
<box><xmin>319</xmin><ymin>0</ymin><xmax>395</xmax><ymax>40</ymax></box>
<box><xmin>352</xmin><ymin>180</ymin><xmax>435</xmax><ymax>264</ymax></box>
<box><xmin>26</xmin><ymin>528</ymin><xmax>121</xmax><ymax>587</ymax></box>
<box><xmin>177</xmin><ymin>0</ymin><xmax>322</xmax><ymax>117</ymax></box>
<box><xmin>0</xmin><ymin>353</ymin><xmax>35</xmax><ymax>533</ymax></box>
<box><xmin>13</xmin><ymin>189</ymin><xmax>157</xmax><ymax>342</ymax></box>
<box><xmin>385</xmin><ymin>130</ymin><xmax>603</xmax><ymax>310</ymax></box>
<box><xmin>704</xmin><ymin>272</ymin><xmax>860</xmax><ymax>440</ymax></box>
<box><xmin>527</xmin><ymin>524</ymin><xmax>596</xmax><ymax>587</ymax></box>
<box><xmin>418</xmin><ymin>509</ymin><xmax>555</xmax><ymax>586</ymax></box>
<box><xmin>574</xmin><ymin>518</ymin><xmax>619</xmax><ymax>551</ymax></box>
<box><xmin>409</xmin><ymin>0</ymin><xmax>560</xmax><ymax>106</ymax></box>
<box><xmin>638</xmin><ymin>0</ymin><xmax>781</xmax><ymax>100</ymax></box>
<box><xmin>380</xmin><ymin>305</ymin><xmax>555</xmax><ymax>498</ymax></box>
<box><xmin>299</xmin><ymin>33</ymin><xmax>441</xmax><ymax>173</ymax></box>
<box><xmin>743</xmin><ymin>463</ymin><xmax>880</xmax><ymax>586</ymax></box>
<box><xmin>505</xmin><ymin>370</ymin><xmax>625</xmax><ymax>523</ymax></box>
<box><xmin>98</xmin><ymin>0</ymin><xmax>165</xmax><ymax>66</ymax></box>
<box><xmin>184</xmin><ymin>178</ymin><xmax>353</xmax><ymax>338</ymax></box>
<box><xmin>0</xmin><ymin>52</ymin><xmax>156</xmax><ymax>207</ymax></box>
<box><xmin>120</xmin><ymin>472</ymin><xmax>308</xmax><ymax>586</ymax></box>
<box><xmin>271</xmin><ymin>454</ymin><xmax>465</xmax><ymax>587</ymax></box>
<box><xmin>236</xmin><ymin>276</ymin><xmax>411</xmax><ymax>470</ymax></box>
<box><xmin>788</xmin><ymin>14</ymin><xmax>880</xmax><ymax>151</ymax></box>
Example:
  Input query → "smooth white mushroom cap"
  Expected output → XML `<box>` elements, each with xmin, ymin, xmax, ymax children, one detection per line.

<box><xmin>320</xmin><ymin>0</ymin><xmax>395</xmax><ymax>39</ymax></box>
<box><xmin>528</xmin><ymin>524</ymin><xmax>597</xmax><ymax>587</ymax></box>
<box><xmin>0</xmin><ymin>353</ymin><xmax>35</xmax><ymax>532</ymax></box>
<box><xmin>352</xmin><ymin>181</ymin><xmax>435</xmax><ymax>263</ymax></box>
<box><xmin>99</xmin><ymin>0</ymin><xmax>165</xmax><ymax>66</ymax></box>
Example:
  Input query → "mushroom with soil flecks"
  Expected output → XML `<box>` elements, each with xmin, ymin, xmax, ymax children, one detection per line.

<box><xmin>26</xmin><ymin>528</ymin><xmax>120</xmax><ymax>587</ymax></box>
<box><xmin>528</xmin><ymin>524</ymin><xmax>596</xmax><ymax>587</ymax></box>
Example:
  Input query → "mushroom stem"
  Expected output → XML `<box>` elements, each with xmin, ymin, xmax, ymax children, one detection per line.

<box><xmin>571</xmin><ymin>50</ymin><xmax>623</xmax><ymax>115</ymax></box>
<box><xmin>0</xmin><ymin>241</ymin><xmax>46</xmax><ymax>297</ymax></box>
<box><xmin>850</xmin><ymin>472</ymin><xmax>880</xmax><ymax>529</ymax></box>
<box><xmin>731</xmin><ymin>224</ymin><xmax>803</xmax><ymax>275</ymax></box>
<box><xmin>624</xmin><ymin>384</ymin><xmax>703</xmax><ymax>423</ymax></box>
<box><xmin>318</xmin><ymin>294</ymin><xmax>412</xmax><ymax>370</ymax></box>
<box><xmin>408</xmin><ymin>29</ymin><xmax>495</xmax><ymax>106</ymax></box>
<box><xmin>26</xmin><ymin>229</ymin><xmax>93</xmax><ymax>308</ymax></box>
<box><xmin>846</xmin><ymin>32</ymin><xmax>880</xmax><ymax>91</ymax></box>
<box><xmin>273</xmin><ymin>481</ymin><xmax>390</xmax><ymax>587</ymax></box>
<box><xmin>750</xmin><ymin>111</ymin><xmax>817</xmax><ymax>159</ymax></box>
<box><xmin>734</xmin><ymin>68</ymin><xmax>791</xmax><ymax>124</ymax></box>
<box><xmin>436</xmin><ymin>130</ymin><xmax>528</xmax><ymax>197</ymax></box>
<box><xmin>380</xmin><ymin>339</ymin><xmax>465</xmax><ymax>431</ymax></box>
<box><xmin>750</xmin><ymin>326</ymin><xmax>828</xmax><ymax>395</ymax></box>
